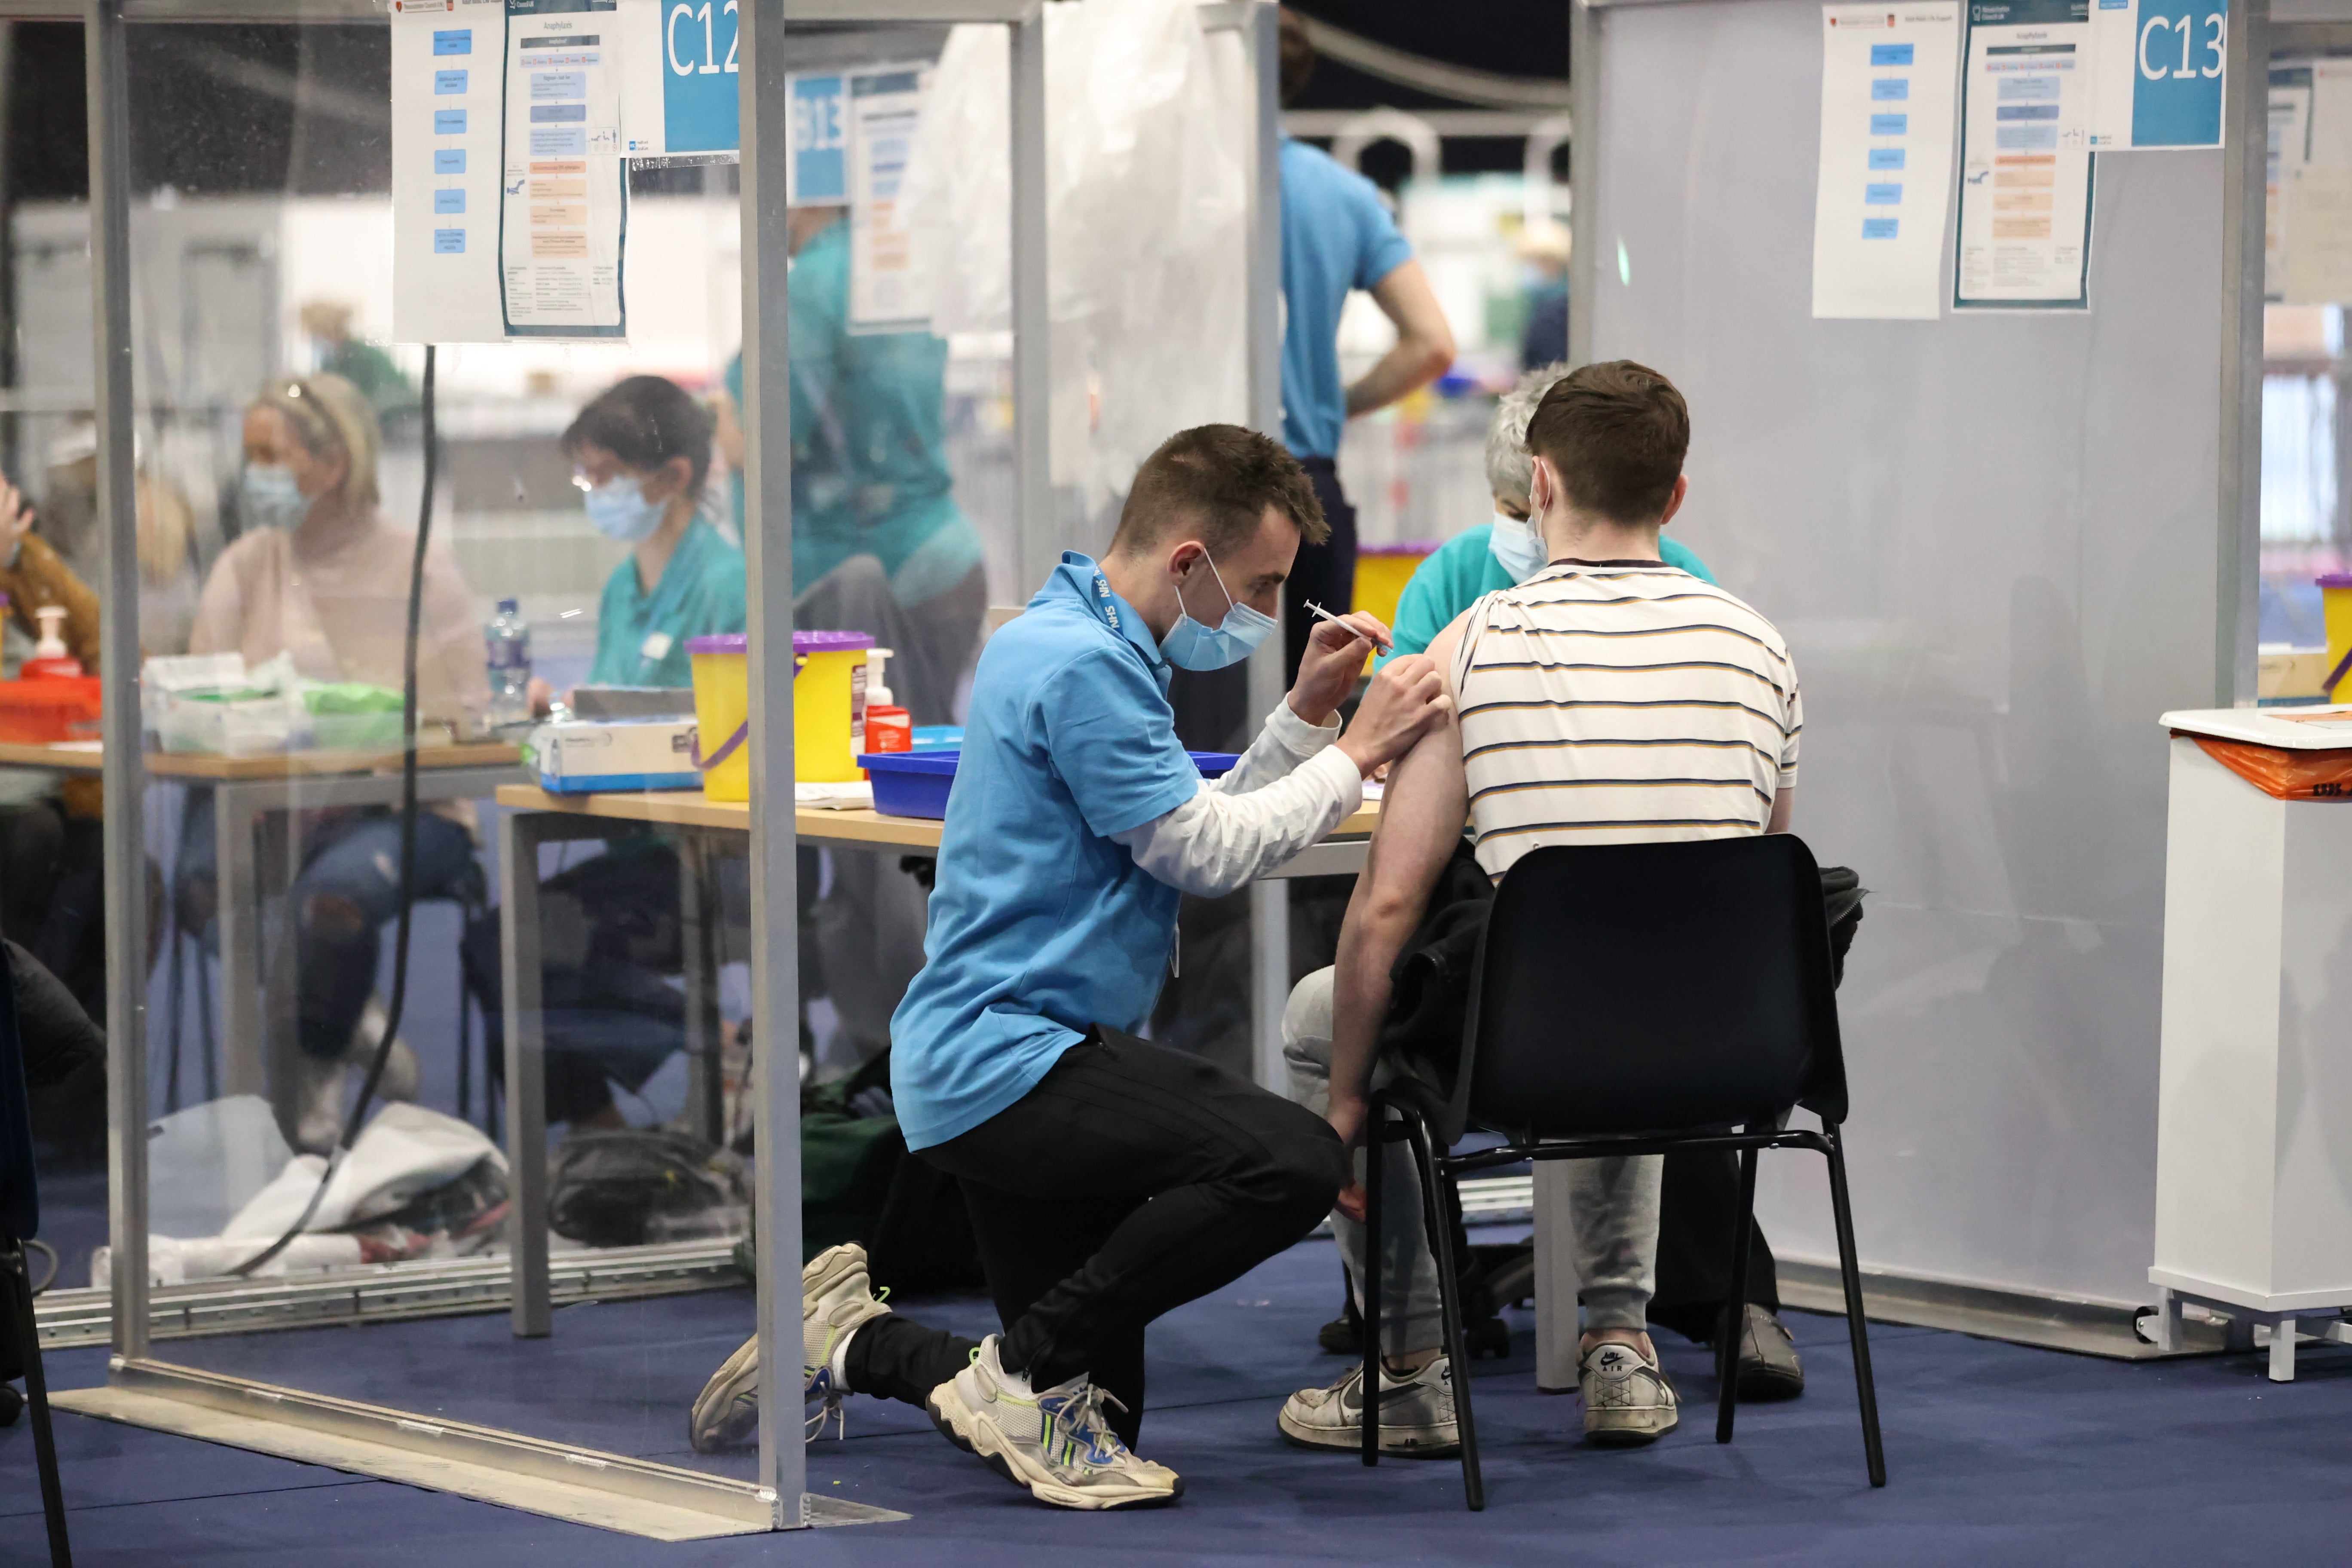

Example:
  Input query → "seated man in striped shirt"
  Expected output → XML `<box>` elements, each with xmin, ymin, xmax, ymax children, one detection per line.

<box><xmin>1277</xmin><ymin>360</ymin><xmax>1801</xmax><ymax>1458</ymax></box>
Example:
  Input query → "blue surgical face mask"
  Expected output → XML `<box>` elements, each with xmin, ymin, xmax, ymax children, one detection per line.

<box><xmin>1489</xmin><ymin>510</ymin><xmax>1549</xmax><ymax>584</ymax></box>
<box><xmin>239</xmin><ymin>464</ymin><xmax>310</xmax><ymax>533</ymax></box>
<box><xmin>1160</xmin><ymin>554</ymin><xmax>1276</xmax><ymax>671</ymax></box>
<box><xmin>582</xmin><ymin>473</ymin><xmax>666</xmax><ymax>543</ymax></box>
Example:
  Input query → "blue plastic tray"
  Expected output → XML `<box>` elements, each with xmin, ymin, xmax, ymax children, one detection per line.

<box><xmin>860</xmin><ymin>748</ymin><xmax>1240</xmax><ymax>820</ymax></box>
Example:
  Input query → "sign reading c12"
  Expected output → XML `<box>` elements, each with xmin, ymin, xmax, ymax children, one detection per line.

<box><xmin>661</xmin><ymin>0</ymin><xmax>738</xmax><ymax>154</ymax></box>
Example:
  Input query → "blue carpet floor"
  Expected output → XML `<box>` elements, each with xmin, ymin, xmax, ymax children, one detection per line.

<box><xmin>7</xmin><ymin>1231</ymin><xmax>2352</xmax><ymax>1566</ymax></box>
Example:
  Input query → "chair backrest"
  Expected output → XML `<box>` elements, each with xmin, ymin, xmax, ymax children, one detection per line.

<box><xmin>0</xmin><ymin>943</ymin><xmax>40</xmax><ymax>1242</ymax></box>
<box><xmin>1459</xmin><ymin>835</ymin><xmax>1848</xmax><ymax>1141</ymax></box>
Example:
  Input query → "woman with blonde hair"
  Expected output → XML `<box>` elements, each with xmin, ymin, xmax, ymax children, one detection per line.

<box><xmin>183</xmin><ymin>372</ymin><xmax>489</xmax><ymax>1150</ymax></box>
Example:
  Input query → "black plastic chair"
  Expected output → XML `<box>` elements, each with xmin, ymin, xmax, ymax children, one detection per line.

<box><xmin>0</xmin><ymin>945</ymin><xmax>74</xmax><ymax>1564</ymax></box>
<box><xmin>1361</xmin><ymin>834</ymin><xmax>1884</xmax><ymax>1511</ymax></box>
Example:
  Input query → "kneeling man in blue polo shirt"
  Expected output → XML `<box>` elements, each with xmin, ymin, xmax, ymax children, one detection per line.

<box><xmin>789</xmin><ymin>425</ymin><xmax>1446</xmax><ymax>1509</ymax></box>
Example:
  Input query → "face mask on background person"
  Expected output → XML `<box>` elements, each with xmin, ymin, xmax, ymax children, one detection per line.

<box><xmin>1488</xmin><ymin>510</ymin><xmax>1549</xmax><ymax>584</ymax></box>
<box><xmin>1159</xmin><ymin>552</ymin><xmax>1275</xmax><ymax>671</ymax></box>
<box><xmin>582</xmin><ymin>473</ymin><xmax>667</xmax><ymax>543</ymax></box>
<box><xmin>239</xmin><ymin>464</ymin><xmax>310</xmax><ymax>533</ymax></box>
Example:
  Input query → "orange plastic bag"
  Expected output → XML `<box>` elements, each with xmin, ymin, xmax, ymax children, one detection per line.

<box><xmin>2187</xmin><ymin>735</ymin><xmax>2352</xmax><ymax>801</ymax></box>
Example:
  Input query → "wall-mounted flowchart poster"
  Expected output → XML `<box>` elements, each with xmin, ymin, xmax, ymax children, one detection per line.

<box><xmin>848</xmin><ymin>68</ymin><xmax>929</xmax><ymax>334</ymax></box>
<box><xmin>391</xmin><ymin>0</ymin><xmax>510</xmax><ymax>344</ymax></box>
<box><xmin>500</xmin><ymin>0</ymin><xmax>627</xmax><ymax>339</ymax></box>
<box><xmin>1812</xmin><ymin>3</ymin><xmax>1963</xmax><ymax>320</ymax></box>
<box><xmin>2269</xmin><ymin>64</ymin><xmax>2314</xmax><ymax>300</ymax></box>
<box><xmin>1956</xmin><ymin>0</ymin><xmax>2096</xmax><ymax>310</ymax></box>
<box><xmin>2086</xmin><ymin>0</ymin><xmax>2226</xmax><ymax>149</ymax></box>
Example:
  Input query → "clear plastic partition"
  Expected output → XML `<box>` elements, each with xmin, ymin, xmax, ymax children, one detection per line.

<box><xmin>58</xmin><ymin>5</ymin><xmax>1033</xmax><ymax>1520</ymax></box>
<box><xmin>2259</xmin><ymin>42</ymin><xmax>2352</xmax><ymax>673</ymax></box>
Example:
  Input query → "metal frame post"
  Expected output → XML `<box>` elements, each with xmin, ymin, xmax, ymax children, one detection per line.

<box><xmin>90</xmin><ymin>0</ymin><xmax>150</xmax><ymax>1363</ymax></box>
<box><xmin>1239</xmin><ymin>0</ymin><xmax>1289</xmax><ymax>1091</ymax></box>
<box><xmin>738</xmin><ymin>0</ymin><xmax>805</xmax><ymax>1528</ymax></box>
<box><xmin>1010</xmin><ymin>7</ymin><xmax>1051</xmax><ymax>591</ymax></box>
<box><xmin>1567</xmin><ymin>0</ymin><xmax>1597</xmax><ymax>371</ymax></box>
<box><xmin>2217</xmin><ymin>0</ymin><xmax>2268</xmax><ymax>707</ymax></box>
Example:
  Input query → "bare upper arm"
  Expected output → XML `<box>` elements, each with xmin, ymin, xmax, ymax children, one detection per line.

<box><xmin>1368</xmin><ymin>260</ymin><xmax>1456</xmax><ymax>358</ymax></box>
<box><xmin>1358</xmin><ymin>639</ymin><xmax>1471</xmax><ymax>930</ymax></box>
<box><xmin>1767</xmin><ymin>787</ymin><xmax>1795</xmax><ymax>835</ymax></box>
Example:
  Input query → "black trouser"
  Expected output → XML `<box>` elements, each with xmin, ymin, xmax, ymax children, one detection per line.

<box><xmin>846</xmin><ymin>1028</ymin><xmax>1348</xmax><ymax>1449</ymax></box>
<box><xmin>1283</xmin><ymin>456</ymin><xmax>1358</xmax><ymax>684</ymax></box>
<box><xmin>1645</xmin><ymin>1149</ymin><xmax>1782</xmax><ymax>1344</ymax></box>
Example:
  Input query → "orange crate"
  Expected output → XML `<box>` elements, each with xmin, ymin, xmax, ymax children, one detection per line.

<box><xmin>0</xmin><ymin>677</ymin><xmax>102</xmax><ymax>744</ymax></box>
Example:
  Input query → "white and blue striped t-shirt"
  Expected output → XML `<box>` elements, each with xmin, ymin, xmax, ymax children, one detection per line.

<box><xmin>1449</xmin><ymin>559</ymin><xmax>1802</xmax><ymax>881</ymax></box>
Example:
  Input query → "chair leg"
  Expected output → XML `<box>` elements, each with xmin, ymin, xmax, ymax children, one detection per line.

<box><xmin>1716</xmin><ymin>1144</ymin><xmax>1759</xmax><ymax>1445</ymax></box>
<box><xmin>164</xmin><ymin>923</ymin><xmax>185</xmax><ymax>1116</ymax></box>
<box><xmin>195</xmin><ymin>938</ymin><xmax>218</xmax><ymax>1103</ymax></box>
<box><xmin>1362</xmin><ymin>1109</ymin><xmax>1382</xmax><ymax>1469</ymax></box>
<box><xmin>1403</xmin><ymin>1117</ymin><xmax>1483</xmax><ymax>1512</ymax></box>
<box><xmin>6</xmin><ymin>1243</ymin><xmax>73</xmax><ymax>1567</ymax></box>
<box><xmin>457</xmin><ymin>986</ymin><xmax>474</xmax><ymax>1125</ymax></box>
<box><xmin>1824</xmin><ymin>1127</ymin><xmax>1887</xmax><ymax>1488</ymax></box>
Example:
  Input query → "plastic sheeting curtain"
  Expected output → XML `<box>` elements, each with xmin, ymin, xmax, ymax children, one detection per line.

<box><xmin>903</xmin><ymin>0</ymin><xmax>1251</xmax><ymax>521</ymax></box>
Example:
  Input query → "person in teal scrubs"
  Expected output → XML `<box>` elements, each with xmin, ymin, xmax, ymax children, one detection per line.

<box><xmin>561</xmin><ymin>375</ymin><xmax>746</xmax><ymax>695</ymax></box>
<box><xmin>717</xmin><ymin>206</ymin><xmax>984</xmax><ymax>729</ymax></box>
<box><xmin>716</xmin><ymin>205</ymin><xmax>987</xmax><ymax>1072</ymax></box>
<box><xmin>1379</xmin><ymin>361</ymin><xmax>1714</xmax><ymax>668</ymax></box>
<box><xmin>488</xmin><ymin>376</ymin><xmax>747</xmax><ymax>1136</ymax></box>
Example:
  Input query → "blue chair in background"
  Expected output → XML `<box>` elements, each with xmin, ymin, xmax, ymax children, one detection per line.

<box><xmin>1</xmin><ymin>942</ymin><xmax>74</xmax><ymax>1565</ymax></box>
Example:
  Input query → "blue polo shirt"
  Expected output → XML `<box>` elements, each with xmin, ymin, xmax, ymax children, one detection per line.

<box><xmin>1281</xmin><ymin>138</ymin><xmax>1415</xmax><ymax>459</ymax></box>
<box><xmin>889</xmin><ymin>552</ymin><xmax>1202</xmax><ymax>1151</ymax></box>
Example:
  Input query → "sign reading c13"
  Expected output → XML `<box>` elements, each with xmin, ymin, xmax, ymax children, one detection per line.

<box><xmin>2089</xmin><ymin>0</ymin><xmax>2227</xmax><ymax>149</ymax></box>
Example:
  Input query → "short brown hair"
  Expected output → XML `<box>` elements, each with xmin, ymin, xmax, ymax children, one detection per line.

<box><xmin>1277</xmin><ymin>8</ymin><xmax>1315</xmax><ymax>107</ymax></box>
<box><xmin>1523</xmin><ymin>360</ymin><xmax>1689</xmax><ymax>524</ymax></box>
<box><xmin>1111</xmin><ymin>424</ymin><xmax>1328</xmax><ymax>560</ymax></box>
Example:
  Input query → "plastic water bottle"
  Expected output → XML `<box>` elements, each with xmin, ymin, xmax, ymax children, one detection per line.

<box><xmin>484</xmin><ymin>597</ymin><xmax>532</xmax><ymax>730</ymax></box>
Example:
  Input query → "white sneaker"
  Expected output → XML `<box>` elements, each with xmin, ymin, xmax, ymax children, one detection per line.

<box><xmin>1277</xmin><ymin>1356</ymin><xmax>1459</xmax><ymax>1456</ymax></box>
<box><xmin>926</xmin><ymin>1335</ymin><xmax>1182</xmax><ymax>1510</ymax></box>
<box><xmin>1580</xmin><ymin>1337</ymin><xmax>1679</xmax><ymax>1446</ymax></box>
<box><xmin>688</xmin><ymin>1242</ymin><xmax>891</xmax><ymax>1452</ymax></box>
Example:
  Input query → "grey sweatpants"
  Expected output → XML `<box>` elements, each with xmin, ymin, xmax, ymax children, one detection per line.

<box><xmin>1282</xmin><ymin>966</ymin><xmax>1662</xmax><ymax>1353</ymax></box>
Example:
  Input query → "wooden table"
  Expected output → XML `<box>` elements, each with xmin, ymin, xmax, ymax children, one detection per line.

<box><xmin>491</xmin><ymin>783</ymin><xmax>1381</xmax><ymax>871</ymax></box>
<box><xmin>0</xmin><ymin>739</ymin><xmax>527</xmax><ymax>1096</ymax></box>
<box><xmin>488</xmin><ymin>779</ymin><xmax>1380</xmax><ymax>1338</ymax></box>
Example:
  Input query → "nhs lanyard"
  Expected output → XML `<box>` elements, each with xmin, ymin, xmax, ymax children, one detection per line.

<box><xmin>633</xmin><ymin>528</ymin><xmax>699</xmax><ymax>680</ymax></box>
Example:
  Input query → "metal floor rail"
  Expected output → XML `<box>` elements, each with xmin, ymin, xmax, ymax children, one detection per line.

<box><xmin>33</xmin><ymin>1239</ymin><xmax>745</xmax><ymax>1350</ymax></box>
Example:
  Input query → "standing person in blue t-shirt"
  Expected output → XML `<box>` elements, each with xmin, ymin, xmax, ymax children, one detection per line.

<box><xmin>685</xmin><ymin>426</ymin><xmax>1453</xmax><ymax>1508</ymax></box>
<box><xmin>1272</xmin><ymin>7</ymin><xmax>1455</xmax><ymax>681</ymax></box>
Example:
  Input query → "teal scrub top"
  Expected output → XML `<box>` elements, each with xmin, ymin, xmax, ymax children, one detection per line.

<box><xmin>888</xmin><ymin>551</ymin><xmax>1202</xmax><ymax>1152</ymax></box>
<box><xmin>585</xmin><ymin>517</ymin><xmax>747</xmax><ymax>689</ymax></box>
<box><xmin>1375</xmin><ymin>525</ymin><xmax>1718</xmax><ymax>668</ymax></box>
<box><xmin>726</xmin><ymin>218</ymin><xmax>983</xmax><ymax>606</ymax></box>
<box><xmin>1280</xmin><ymin>139</ymin><xmax>1415</xmax><ymax>460</ymax></box>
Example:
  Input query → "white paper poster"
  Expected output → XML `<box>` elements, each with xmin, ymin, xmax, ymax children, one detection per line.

<box><xmin>391</xmin><ymin>0</ymin><xmax>508</xmax><ymax>344</ymax></box>
<box><xmin>2283</xmin><ymin>166</ymin><xmax>2352</xmax><ymax>306</ymax></box>
<box><xmin>499</xmin><ymin>0</ymin><xmax>627</xmax><ymax>338</ymax></box>
<box><xmin>1812</xmin><ymin>3</ymin><xmax>1963</xmax><ymax>320</ymax></box>
<box><xmin>847</xmin><ymin>66</ymin><xmax>930</xmax><ymax>334</ymax></box>
<box><xmin>1955</xmin><ymin>0</ymin><xmax>2095</xmax><ymax>310</ymax></box>
<box><xmin>2270</xmin><ymin>65</ymin><xmax>2314</xmax><ymax>300</ymax></box>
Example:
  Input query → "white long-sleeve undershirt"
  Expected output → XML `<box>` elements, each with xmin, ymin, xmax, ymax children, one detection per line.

<box><xmin>1109</xmin><ymin>701</ymin><xmax>1363</xmax><ymax>898</ymax></box>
